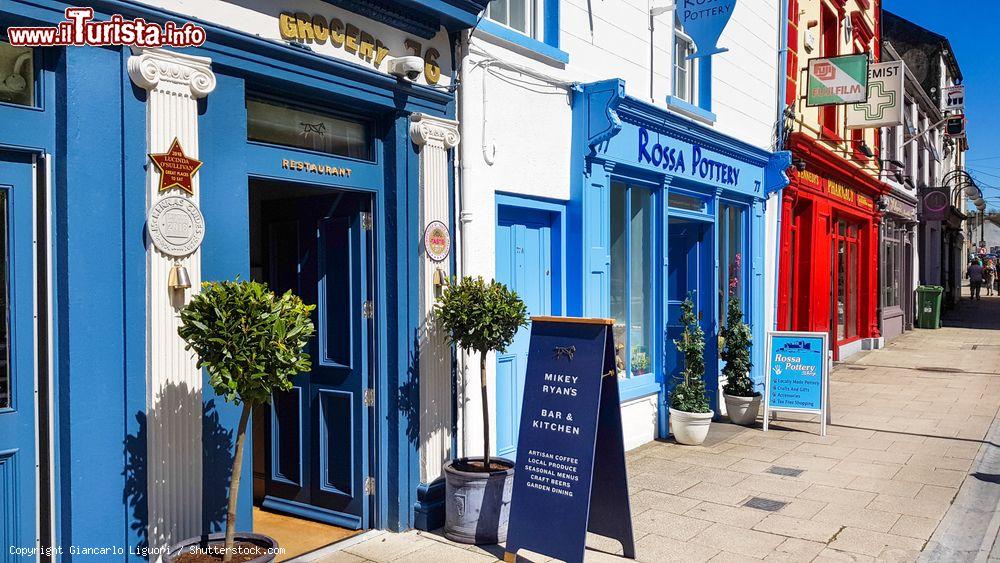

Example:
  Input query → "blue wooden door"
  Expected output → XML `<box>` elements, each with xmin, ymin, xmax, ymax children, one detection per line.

<box><xmin>0</xmin><ymin>153</ymin><xmax>36</xmax><ymax>551</ymax></box>
<box><xmin>665</xmin><ymin>218</ymin><xmax>716</xmax><ymax>409</ymax></box>
<box><xmin>261</xmin><ymin>192</ymin><xmax>372</xmax><ymax>529</ymax></box>
<box><xmin>495</xmin><ymin>207</ymin><xmax>553</xmax><ymax>459</ymax></box>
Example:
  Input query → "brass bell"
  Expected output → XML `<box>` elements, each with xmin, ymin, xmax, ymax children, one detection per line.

<box><xmin>168</xmin><ymin>262</ymin><xmax>191</xmax><ymax>290</ymax></box>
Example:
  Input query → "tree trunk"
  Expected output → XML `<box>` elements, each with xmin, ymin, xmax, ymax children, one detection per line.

<box><xmin>480</xmin><ymin>351</ymin><xmax>491</xmax><ymax>471</ymax></box>
<box><xmin>223</xmin><ymin>402</ymin><xmax>252</xmax><ymax>563</ymax></box>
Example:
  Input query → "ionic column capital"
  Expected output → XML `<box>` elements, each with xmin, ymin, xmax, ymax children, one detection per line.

<box><xmin>409</xmin><ymin>113</ymin><xmax>460</xmax><ymax>149</ymax></box>
<box><xmin>127</xmin><ymin>48</ymin><xmax>215</xmax><ymax>98</ymax></box>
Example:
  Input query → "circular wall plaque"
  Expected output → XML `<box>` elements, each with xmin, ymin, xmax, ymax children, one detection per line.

<box><xmin>922</xmin><ymin>191</ymin><xmax>948</xmax><ymax>214</ymax></box>
<box><xmin>423</xmin><ymin>220</ymin><xmax>451</xmax><ymax>262</ymax></box>
<box><xmin>147</xmin><ymin>196</ymin><xmax>205</xmax><ymax>257</ymax></box>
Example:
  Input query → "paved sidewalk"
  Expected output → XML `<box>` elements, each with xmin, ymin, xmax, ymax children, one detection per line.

<box><xmin>312</xmin><ymin>295</ymin><xmax>1000</xmax><ymax>563</ymax></box>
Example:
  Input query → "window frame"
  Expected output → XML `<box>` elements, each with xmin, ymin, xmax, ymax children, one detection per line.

<box><xmin>245</xmin><ymin>94</ymin><xmax>377</xmax><ymax>163</ymax></box>
<box><xmin>666</xmin><ymin>20</ymin><xmax>715</xmax><ymax>121</ymax></box>
<box><xmin>478</xmin><ymin>0</ymin><xmax>567</xmax><ymax>63</ymax></box>
<box><xmin>0</xmin><ymin>39</ymin><xmax>41</xmax><ymax>111</ymax></box>
<box><xmin>609</xmin><ymin>178</ymin><xmax>661</xmax><ymax>399</ymax></box>
<box><xmin>486</xmin><ymin>0</ymin><xmax>539</xmax><ymax>40</ymax></box>
<box><xmin>672</xmin><ymin>28</ymin><xmax>698</xmax><ymax>106</ymax></box>
<box><xmin>717</xmin><ymin>201</ymin><xmax>750</xmax><ymax>330</ymax></box>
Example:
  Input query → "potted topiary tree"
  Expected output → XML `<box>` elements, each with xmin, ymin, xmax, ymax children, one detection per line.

<box><xmin>172</xmin><ymin>280</ymin><xmax>315</xmax><ymax>563</ymax></box>
<box><xmin>435</xmin><ymin>276</ymin><xmax>528</xmax><ymax>544</ymax></box>
<box><xmin>720</xmin><ymin>256</ymin><xmax>760</xmax><ymax>426</ymax></box>
<box><xmin>669</xmin><ymin>293</ymin><xmax>713</xmax><ymax>445</ymax></box>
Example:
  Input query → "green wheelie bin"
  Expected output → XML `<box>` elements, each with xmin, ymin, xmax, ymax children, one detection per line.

<box><xmin>916</xmin><ymin>285</ymin><xmax>944</xmax><ymax>329</ymax></box>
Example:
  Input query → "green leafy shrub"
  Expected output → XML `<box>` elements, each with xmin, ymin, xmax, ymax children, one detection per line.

<box><xmin>670</xmin><ymin>294</ymin><xmax>711</xmax><ymax>413</ymax></box>
<box><xmin>436</xmin><ymin>276</ymin><xmax>528</xmax><ymax>470</ymax></box>
<box><xmin>179</xmin><ymin>280</ymin><xmax>315</xmax><ymax>561</ymax></box>
<box><xmin>721</xmin><ymin>256</ymin><xmax>757</xmax><ymax>398</ymax></box>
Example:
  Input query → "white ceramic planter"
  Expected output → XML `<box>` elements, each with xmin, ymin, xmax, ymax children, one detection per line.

<box><xmin>669</xmin><ymin>408</ymin><xmax>714</xmax><ymax>445</ymax></box>
<box><xmin>723</xmin><ymin>393</ymin><xmax>762</xmax><ymax>426</ymax></box>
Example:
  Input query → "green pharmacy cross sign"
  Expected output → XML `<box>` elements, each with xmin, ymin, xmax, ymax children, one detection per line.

<box><xmin>847</xmin><ymin>61</ymin><xmax>904</xmax><ymax>129</ymax></box>
<box><xmin>807</xmin><ymin>54</ymin><xmax>869</xmax><ymax>107</ymax></box>
<box><xmin>859</xmin><ymin>81</ymin><xmax>895</xmax><ymax>120</ymax></box>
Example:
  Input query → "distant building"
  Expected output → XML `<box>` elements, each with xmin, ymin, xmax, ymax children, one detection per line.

<box><xmin>882</xmin><ymin>11</ymin><xmax>970</xmax><ymax>307</ymax></box>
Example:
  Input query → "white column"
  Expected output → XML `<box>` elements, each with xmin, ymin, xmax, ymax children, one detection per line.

<box><xmin>410</xmin><ymin>113</ymin><xmax>460</xmax><ymax>482</ymax></box>
<box><xmin>128</xmin><ymin>48</ymin><xmax>216</xmax><ymax>554</ymax></box>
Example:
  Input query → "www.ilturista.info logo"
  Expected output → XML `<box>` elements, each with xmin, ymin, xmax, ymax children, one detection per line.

<box><xmin>6</xmin><ymin>8</ymin><xmax>206</xmax><ymax>48</ymax></box>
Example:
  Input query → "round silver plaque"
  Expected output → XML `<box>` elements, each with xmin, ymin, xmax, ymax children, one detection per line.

<box><xmin>147</xmin><ymin>196</ymin><xmax>205</xmax><ymax>257</ymax></box>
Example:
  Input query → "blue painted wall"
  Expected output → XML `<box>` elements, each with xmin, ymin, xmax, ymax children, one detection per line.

<box><xmin>571</xmin><ymin>79</ymin><xmax>791</xmax><ymax>431</ymax></box>
<box><xmin>5</xmin><ymin>0</ymin><xmax>459</xmax><ymax>554</ymax></box>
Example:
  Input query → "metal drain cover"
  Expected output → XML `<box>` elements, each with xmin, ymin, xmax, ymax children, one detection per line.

<box><xmin>744</xmin><ymin>497</ymin><xmax>788</xmax><ymax>512</ymax></box>
<box><xmin>767</xmin><ymin>466</ymin><xmax>804</xmax><ymax>477</ymax></box>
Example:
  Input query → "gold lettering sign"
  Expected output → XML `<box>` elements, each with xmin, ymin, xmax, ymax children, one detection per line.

<box><xmin>281</xmin><ymin>159</ymin><xmax>353</xmax><ymax>177</ymax></box>
<box><xmin>798</xmin><ymin>170</ymin><xmax>820</xmax><ymax>187</ymax></box>
<box><xmin>278</xmin><ymin>12</ymin><xmax>441</xmax><ymax>85</ymax></box>
<box><xmin>857</xmin><ymin>195</ymin><xmax>874</xmax><ymax>211</ymax></box>
<box><xmin>827</xmin><ymin>180</ymin><xmax>856</xmax><ymax>205</ymax></box>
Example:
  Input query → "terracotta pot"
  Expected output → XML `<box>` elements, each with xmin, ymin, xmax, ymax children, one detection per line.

<box><xmin>669</xmin><ymin>408</ymin><xmax>714</xmax><ymax>445</ymax></box>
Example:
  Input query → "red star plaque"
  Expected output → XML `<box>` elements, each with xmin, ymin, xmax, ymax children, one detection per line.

<box><xmin>148</xmin><ymin>138</ymin><xmax>203</xmax><ymax>195</ymax></box>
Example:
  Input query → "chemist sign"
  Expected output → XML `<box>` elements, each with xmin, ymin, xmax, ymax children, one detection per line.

<box><xmin>763</xmin><ymin>331</ymin><xmax>830</xmax><ymax>436</ymax></box>
<box><xmin>846</xmin><ymin>61</ymin><xmax>904</xmax><ymax>129</ymax></box>
<box><xmin>678</xmin><ymin>0</ymin><xmax>738</xmax><ymax>59</ymax></box>
<box><xmin>505</xmin><ymin>317</ymin><xmax>635</xmax><ymax>563</ymax></box>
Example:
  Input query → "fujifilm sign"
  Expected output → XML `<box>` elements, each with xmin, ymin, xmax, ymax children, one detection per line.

<box><xmin>807</xmin><ymin>54</ymin><xmax>870</xmax><ymax>106</ymax></box>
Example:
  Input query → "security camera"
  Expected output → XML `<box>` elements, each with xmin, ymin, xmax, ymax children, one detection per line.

<box><xmin>387</xmin><ymin>56</ymin><xmax>424</xmax><ymax>82</ymax></box>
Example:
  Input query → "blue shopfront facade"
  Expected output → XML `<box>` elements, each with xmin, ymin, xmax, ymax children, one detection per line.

<box><xmin>1</xmin><ymin>0</ymin><xmax>482</xmax><ymax>557</ymax></box>
<box><xmin>570</xmin><ymin>79</ymin><xmax>790</xmax><ymax>433</ymax></box>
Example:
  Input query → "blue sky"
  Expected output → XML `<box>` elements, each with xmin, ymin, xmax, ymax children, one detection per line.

<box><xmin>884</xmin><ymin>0</ymin><xmax>1000</xmax><ymax>208</ymax></box>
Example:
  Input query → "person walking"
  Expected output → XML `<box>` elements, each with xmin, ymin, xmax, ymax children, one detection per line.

<box><xmin>985</xmin><ymin>260</ymin><xmax>997</xmax><ymax>297</ymax></box>
<box><xmin>968</xmin><ymin>259</ymin><xmax>985</xmax><ymax>301</ymax></box>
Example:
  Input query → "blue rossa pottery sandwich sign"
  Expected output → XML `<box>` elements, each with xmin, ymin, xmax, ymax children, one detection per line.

<box><xmin>678</xmin><ymin>0</ymin><xmax>739</xmax><ymax>59</ymax></box>
<box><xmin>763</xmin><ymin>331</ymin><xmax>830</xmax><ymax>436</ymax></box>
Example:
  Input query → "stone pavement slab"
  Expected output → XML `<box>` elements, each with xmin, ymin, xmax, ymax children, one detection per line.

<box><xmin>307</xmin><ymin>297</ymin><xmax>1000</xmax><ymax>563</ymax></box>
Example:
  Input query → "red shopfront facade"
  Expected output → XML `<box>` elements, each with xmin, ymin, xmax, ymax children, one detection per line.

<box><xmin>778</xmin><ymin>133</ymin><xmax>889</xmax><ymax>360</ymax></box>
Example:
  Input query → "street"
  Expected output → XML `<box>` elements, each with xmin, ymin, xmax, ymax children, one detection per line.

<box><xmin>311</xmin><ymin>293</ymin><xmax>1000</xmax><ymax>562</ymax></box>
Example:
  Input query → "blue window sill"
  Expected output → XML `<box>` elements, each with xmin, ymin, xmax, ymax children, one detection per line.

<box><xmin>619</xmin><ymin>377</ymin><xmax>660</xmax><ymax>403</ymax></box>
<box><xmin>477</xmin><ymin>20</ymin><xmax>569</xmax><ymax>65</ymax></box>
<box><xmin>665</xmin><ymin>96</ymin><xmax>717</xmax><ymax>125</ymax></box>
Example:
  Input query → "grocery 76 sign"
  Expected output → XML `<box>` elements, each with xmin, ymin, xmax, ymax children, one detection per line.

<box><xmin>807</xmin><ymin>54</ymin><xmax>870</xmax><ymax>107</ymax></box>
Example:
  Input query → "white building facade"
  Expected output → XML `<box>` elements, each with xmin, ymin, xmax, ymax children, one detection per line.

<box><xmin>452</xmin><ymin>0</ymin><xmax>791</xmax><ymax>460</ymax></box>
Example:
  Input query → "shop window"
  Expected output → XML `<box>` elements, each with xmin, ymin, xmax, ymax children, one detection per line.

<box><xmin>717</xmin><ymin>203</ymin><xmax>746</xmax><ymax>327</ymax></box>
<box><xmin>882</xmin><ymin>225</ymin><xmax>902</xmax><ymax>308</ymax></box>
<box><xmin>488</xmin><ymin>0</ymin><xmax>536</xmax><ymax>38</ymax></box>
<box><xmin>0</xmin><ymin>192</ymin><xmax>8</xmax><ymax>409</ymax></box>
<box><xmin>673</xmin><ymin>26</ymin><xmax>698</xmax><ymax>106</ymax></box>
<box><xmin>0</xmin><ymin>41</ymin><xmax>34</xmax><ymax>107</ymax></box>
<box><xmin>610</xmin><ymin>181</ymin><xmax>655</xmax><ymax>381</ymax></box>
<box><xmin>832</xmin><ymin>218</ymin><xmax>860</xmax><ymax>342</ymax></box>
<box><xmin>246</xmin><ymin>98</ymin><xmax>371</xmax><ymax>161</ymax></box>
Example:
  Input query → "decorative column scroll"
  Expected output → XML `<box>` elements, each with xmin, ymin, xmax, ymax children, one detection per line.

<box><xmin>128</xmin><ymin>47</ymin><xmax>215</xmax><ymax>557</ymax></box>
<box><xmin>409</xmin><ymin>113</ymin><xmax>460</xmax><ymax>484</ymax></box>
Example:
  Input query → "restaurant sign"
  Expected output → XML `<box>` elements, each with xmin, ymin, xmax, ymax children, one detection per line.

<box><xmin>505</xmin><ymin>317</ymin><xmax>635</xmax><ymax>563</ymax></box>
<box><xmin>807</xmin><ymin>54</ymin><xmax>869</xmax><ymax>106</ymax></box>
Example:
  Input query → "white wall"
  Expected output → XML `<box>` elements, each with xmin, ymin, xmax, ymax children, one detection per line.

<box><xmin>457</xmin><ymin>0</ymin><xmax>782</xmax><ymax>458</ymax></box>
